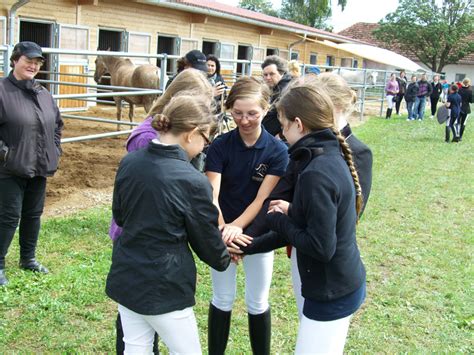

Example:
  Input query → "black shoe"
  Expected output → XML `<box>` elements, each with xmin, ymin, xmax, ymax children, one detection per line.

<box><xmin>19</xmin><ymin>259</ymin><xmax>49</xmax><ymax>274</ymax></box>
<box><xmin>0</xmin><ymin>269</ymin><xmax>7</xmax><ymax>286</ymax></box>
<box><xmin>248</xmin><ymin>308</ymin><xmax>271</xmax><ymax>355</ymax></box>
<box><xmin>208</xmin><ymin>303</ymin><xmax>231</xmax><ymax>355</ymax></box>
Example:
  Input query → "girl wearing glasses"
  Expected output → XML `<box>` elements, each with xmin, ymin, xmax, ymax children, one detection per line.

<box><xmin>106</xmin><ymin>93</ymin><xmax>230</xmax><ymax>354</ymax></box>
<box><xmin>205</xmin><ymin>76</ymin><xmax>289</xmax><ymax>354</ymax></box>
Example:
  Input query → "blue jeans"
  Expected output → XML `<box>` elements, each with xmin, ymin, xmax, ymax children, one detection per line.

<box><xmin>406</xmin><ymin>100</ymin><xmax>416</xmax><ymax>120</ymax></box>
<box><xmin>414</xmin><ymin>96</ymin><xmax>426</xmax><ymax>120</ymax></box>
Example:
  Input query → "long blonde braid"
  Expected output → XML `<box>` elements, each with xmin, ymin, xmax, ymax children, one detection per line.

<box><xmin>334</xmin><ymin>130</ymin><xmax>364</xmax><ymax>219</ymax></box>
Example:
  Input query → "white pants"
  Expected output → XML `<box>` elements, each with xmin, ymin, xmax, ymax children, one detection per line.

<box><xmin>118</xmin><ymin>304</ymin><xmax>201</xmax><ymax>355</ymax></box>
<box><xmin>386</xmin><ymin>95</ymin><xmax>395</xmax><ymax>109</ymax></box>
<box><xmin>295</xmin><ymin>314</ymin><xmax>351</xmax><ymax>354</ymax></box>
<box><xmin>291</xmin><ymin>247</ymin><xmax>304</xmax><ymax>319</ymax></box>
<box><xmin>211</xmin><ymin>251</ymin><xmax>274</xmax><ymax>315</ymax></box>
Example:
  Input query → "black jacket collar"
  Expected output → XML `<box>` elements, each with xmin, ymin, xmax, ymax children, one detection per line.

<box><xmin>7</xmin><ymin>72</ymin><xmax>42</xmax><ymax>94</ymax></box>
<box><xmin>147</xmin><ymin>141</ymin><xmax>189</xmax><ymax>162</ymax></box>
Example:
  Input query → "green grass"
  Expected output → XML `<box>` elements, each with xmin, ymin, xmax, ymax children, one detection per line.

<box><xmin>1</xmin><ymin>115</ymin><xmax>473</xmax><ymax>352</ymax></box>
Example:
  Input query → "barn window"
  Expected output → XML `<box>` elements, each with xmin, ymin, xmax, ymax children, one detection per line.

<box><xmin>290</xmin><ymin>51</ymin><xmax>299</xmax><ymax>61</ymax></box>
<box><xmin>202</xmin><ymin>40</ymin><xmax>220</xmax><ymax>56</ymax></box>
<box><xmin>326</xmin><ymin>55</ymin><xmax>335</xmax><ymax>66</ymax></box>
<box><xmin>60</xmin><ymin>25</ymin><xmax>89</xmax><ymax>62</ymax></box>
<box><xmin>157</xmin><ymin>34</ymin><xmax>181</xmax><ymax>75</ymax></box>
<box><xmin>455</xmin><ymin>73</ymin><xmax>466</xmax><ymax>82</ymax></box>
<box><xmin>353</xmin><ymin>59</ymin><xmax>359</xmax><ymax>68</ymax></box>
<box><xmin>237</xmin><ymin>44</ymin><xmax>253</xmax><ymax>76</ymax></box>
<box><xmin>341</xmin><ymin>57</ymin><xmax>352</xmax><ymax>68</ymax></box>
<box><xmin>98</xmin><ymin>28</ymin><xmax>126</xmax><ymax>51</ymax></box>
<box><xmin>310</xmin><ymin>53</ymin><xmax>317</xmax><ymax>65</ymax></box>
<box><xmin>128</xmin><ymin>32</ymin><xmax>151</xmax><ymax>64</ymax></box>
<box><xmin>266</xmin><ymin>47</ymin><xmax>279</xmax><ymax>56</ymax></box>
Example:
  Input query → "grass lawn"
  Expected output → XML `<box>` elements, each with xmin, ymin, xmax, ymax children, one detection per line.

<box><xmin>0</xmin><ymin>115</ymin><xmax>472</xmax><ymax>353</ymax></box>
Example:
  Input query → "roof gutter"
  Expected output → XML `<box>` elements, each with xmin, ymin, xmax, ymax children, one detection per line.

<box><xmin>289</xmin><ymin>33</ymin><xmax>307</xmax><ymax>54</ymax></box>
<box><xmin>134</xmin><ymin>0</ymin><xmax>354</xmax><ymax>44</ymax></box>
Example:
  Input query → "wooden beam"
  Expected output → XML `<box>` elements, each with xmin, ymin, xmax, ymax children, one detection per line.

<box><xmin>78</xmin><ymin>0</ymin><xmax>99</xmax><ymax>5</ymax></box>
<box><xmin>259</xmin><ymin>27</ymin><xmax>274</xmax><ymax>36</ymax></box>
<box><xmin>191</xmin><ymin>14</ymin><xmax>208</xmax><ymax>24</ymax></box>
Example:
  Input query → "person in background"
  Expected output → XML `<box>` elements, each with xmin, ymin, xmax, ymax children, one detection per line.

<box><xmin>405</xmin><ymin>75</ymin><xmax>419</xmax><ymax>121</ymax></box>
<box><xmin>445</xmin><ymin>84</ymin><xmax>462</xmax><ymax>142</ymax></box>
<box><xmin>414</xmin><ymin>73</ymin><xmax>433</xmax><ymax>121</ymax></box>
<box><xmin>205</xmin><ymin>77</ymin><xmax>288</xmax><ymax>355</ymax></box>
<box><xmin>288</xmin><ymin>60</ymin><xmax>301</xmax><ymax>78</ymax></box>
<box><xmin>395</xmin><ymin>70</ymin><xmax>407</xmax><ymax>116</ymax></box>
<box><xmin>207</xmin><ymin>54</ymin><xmax>227</xmax><ymax>116</ymax></box>
<box><xmin>430</xmin><ymin>75</ymin><xmax>443</xmax><ymax>118</ymax></box>
<box><xmin>457</xmin><ymin>78</ymin><xmax>473</xmax><ymax>141</ymax></box>
<box><xmin>0</xmin><ymin>41</ymin><xmax>63</xmax><ymax>286</ymax></box>
<box><xmin>441</xmin><ymin>79</ymin><xmax>450</xmax><ymax>103</ymax></box>
<box><xmin>261</xmin><ymin>55</ymin><xmax>293</xmax><ymax>137</ymax></box>
<box><xmin>108</xmin><ymin>68</ymin><xmax>214</xmax><ymax>354</ymax></box>
<box><xmin>106</xmin><ymin>93</ymin><xmax>230</xmax><ymax>354</ymax></box>
<box><xmin>384</xmin><ymin>73</ymin><xmax>399</xmax><ymax>119</ymax></box>
<box><xmin>232</xmin><ymin>81</ymin><xmax>366</xmax><ymax>354</ymax></box>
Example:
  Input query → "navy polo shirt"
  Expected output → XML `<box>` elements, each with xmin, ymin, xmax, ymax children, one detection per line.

<box><xmin>205</xmin><ymin>127</ymin><xmax>288</xmax><ymax>223</ymax></box>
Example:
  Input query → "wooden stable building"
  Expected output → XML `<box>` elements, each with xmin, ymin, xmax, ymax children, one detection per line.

<box><xmin>1</xmin><ymin>0</ymin><xmax>365</xmax><ymax>108</ymax></box>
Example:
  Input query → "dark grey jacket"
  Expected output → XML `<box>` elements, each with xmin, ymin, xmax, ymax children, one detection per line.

<box><xmin>106</xmin><ymin>143</ymin><xmax>230</xmax><ymax>315</ymax></box>
<box><xmin>0</xmin><ymin>73</ymin><xmax>63</xmax><ymax>178</ymax></box>
<box><xmin>262</xmin><ymin>72</ymin><xmax>293</xmax><ymax>136</ymax></box>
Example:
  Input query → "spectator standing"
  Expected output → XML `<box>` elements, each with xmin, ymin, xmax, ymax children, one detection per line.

<box><xmin>0</xmin><ymin>42</ymin><xmax>63</xmax><ymax>286</ymax></box>
<box><xmin>430</xmin><ymin>75</ymin><xmax>443</xmax><ymax>118</ymax></box>
<box><xmin>441</xmin><ymin>79</ymin><xmax>450</xmax><ymax>102</ymax></box>
<box><xmin>414</xmin><ymin>73</ymin><xmax>433</xmax><ymax>120</ymax></box>
<box><xmin>395</xmin><ymin>70</ymin><xmax>407</xmax><ymax>115</ymax></box>
<box><xmin>458</xmin><ymin>78</ymin><xmax>473</xmax><ymax>141</ymax></box>
<box><xmin>384</xmin><ymin>73</ymin><xmax>399</xmax><ymax>119</ymax></box>
<box><xmin>261</xmin><ymin>55</ymin><xmax>293</xmax><ymax>137</ymax></box>
<box><xmin>405</xmin><ymin>75</ymin><xmax>419</xmax><ymax>121</ymax></box>
<box><xmin>445</xmin><ymin>85</ymin><xmax>462</xmax><ymax>142</ymax></box>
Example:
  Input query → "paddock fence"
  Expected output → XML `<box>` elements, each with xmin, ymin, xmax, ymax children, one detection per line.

<box><xmin>0</xmin><ymin>45</ymin><xmax>435</xmax><ymax>143</ymax></box>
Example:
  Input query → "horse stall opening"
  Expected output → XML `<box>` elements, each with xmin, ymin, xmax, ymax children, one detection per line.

<box><xmin>237</xmin><ymin>44</ymin><xmax>252</xmax><ymax>76</ymax></box>
<box><xmin>157</xmin><ymin>34</ymin><xmax>180</xmax><ymax>76</ymax></box>
<box><xmin>19</xmin><ymin>19</ymin><xmax>55</xmax><ymax>90</ymax></box>
<box><xmin>202</xmin><ymin>40</ymin><xmax>220</xmax><ymax>56</ymax></box>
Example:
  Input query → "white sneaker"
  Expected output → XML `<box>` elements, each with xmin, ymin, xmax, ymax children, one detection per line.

<box><xmin>406</xmin><ymin>118</ymin><xmax>411</xmax><ymax>121</ymax></box>
<box><xmin>430</xmin><ymin>115</ymin><xmax>434</xmax><ymax>119</ymax></box>
<box><xmin>418</xmin><ymin>119</ymin><xmax>422</xmax><ymax>121</ymax></box>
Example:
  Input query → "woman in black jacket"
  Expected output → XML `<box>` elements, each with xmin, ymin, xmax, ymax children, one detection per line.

<box><xmin>458</xmin><ymin>78</ymin><xmax>473</xmax><ymax>141</ymax></box>
<box><xmin>106</xmin><ymin>93</ymin><xmax>230</xmax><ymax>354</ymax></box>
<box><xmin>232</xmin><ymin>82</ymin><xmax>366</xmax><ymax>353</ymax></box>
<box><xmin>0</xmin><ymin>42</ymin><xmax>63</xmax><ymax>286</ymax></box>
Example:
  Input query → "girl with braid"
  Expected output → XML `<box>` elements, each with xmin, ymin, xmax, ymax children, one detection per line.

<box><xmin>231</xmin><ymin>81</ymin><xmax>366</xmax><ymax>354</ymax></box>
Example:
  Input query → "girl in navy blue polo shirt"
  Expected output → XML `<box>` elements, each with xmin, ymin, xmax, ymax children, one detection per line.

<box><xmin>205</xmin><ymin>76</ymin><xmax>288</xmax><ymax>354</ymax></box>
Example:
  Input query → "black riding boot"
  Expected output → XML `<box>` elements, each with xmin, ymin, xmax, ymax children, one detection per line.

<box><xmin>386</xmin><ymin>108</ymin><xmax>392</xmax><ymax>119</ymax></box>
<box><xmin>460</xmin><ymin>125</ymin><xmax>465</xmax><ymax>141</ymax></box>
<box><xmin>208</xmin><ymin>303</ymin><xmax>231</xmax><ymax>355</ymax></box>
<box><xmin>445</xmin><ymin>127</ymin><xmax>451</xmax><ymax>142</ymax></box>
<box><xmin>451</xmin><ymin>126</ymin><xmax>459</xmax><ymax>142</ymax></box>
<box><xmin>248</xmin><ymin>308</ymin><xmax>271</xmax><ymax>355</ymax></box>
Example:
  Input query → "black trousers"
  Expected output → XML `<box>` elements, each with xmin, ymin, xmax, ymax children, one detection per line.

<box><xmin>395</xmin><ymin>94</ymin><xmax>404</xmax><ymax>114</ymax></box>
<box><xmin>430</xmin><ymin>96</ymin><xmax>440</xmax><ymax>116</ymax></box>
<box><xmin>0</xmin><ymin>176</ymin><xmax>47</xmax><ymax>269</ymax></box>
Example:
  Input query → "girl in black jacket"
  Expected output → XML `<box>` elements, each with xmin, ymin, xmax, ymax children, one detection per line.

<box><xmin>106</xmin><ymin>93</ymin><xmax>230</xmax><ymax>354</ymax></box>
<box><xmin>233</xmin><ymin>82</ymin><xmax>366</xmax><ymax>353</ymax></box>
<box><xmin>458</xmin><ymin>78</ymin><xmax>473</xmax><ymax>141</ymax></box>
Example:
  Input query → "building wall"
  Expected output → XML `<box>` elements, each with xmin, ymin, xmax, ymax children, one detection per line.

<box><xmin>1</xmin><ymin>0</ymin><xmax>363</xmax><ymax>69</ymax></box>
<box><xmin>440</xmin><ymin>63</ymin><xmax>474</xmax><ymax>84</ymax></box>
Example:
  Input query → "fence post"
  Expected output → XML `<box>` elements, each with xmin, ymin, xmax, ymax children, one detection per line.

<box><xmin>360</xmin><ymin>68</ymin><xmax>367</xmax><ymax>121</ymax></box>
<box><xmin>380</xmin><ymin>71</ymin><xmax>388</xmax><ymax>117</ymax></box>
<box><xmin>160</xmin><ymin>54</ymin><xmax>167</xmax><ymax>92</ymax></box>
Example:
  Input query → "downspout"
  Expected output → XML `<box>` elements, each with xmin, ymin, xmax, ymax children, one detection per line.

<box><xmin>8</xmin><ymin>0</ymin><xmax>30</xmax><ymax>46</ymax></box>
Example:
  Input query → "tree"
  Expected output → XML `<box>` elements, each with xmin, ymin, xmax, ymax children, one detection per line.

<box><xmin>238</xmin><ymin>0</ymin><xmax>279</xmax><ymax>17</ymax></box>
<box><xmin>373</xmin><ymin>0</ymin><xmax>474</xmax><ymax>73</ymax></box>
<box><xmin>279</xmin><ymin>0</ymin><xmax>348</xmax><ymax>31</ymax></box>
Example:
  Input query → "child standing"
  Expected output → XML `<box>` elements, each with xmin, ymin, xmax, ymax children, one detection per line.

<box><xmin>405</xmin><ymin>75</ymin><xmax>419</xmax><ymax>121</ymax></box>
<box><xmin>445</xmin><ymin>84</ymin><xmax>462</xmax><ymax>142</ymax></box>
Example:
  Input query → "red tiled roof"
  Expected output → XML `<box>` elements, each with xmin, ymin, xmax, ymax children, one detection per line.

<box><xmin>171</xmin><ymin>0</ymin><xmax>359</xmax><ymax>43</ymax></box>
<box><xmin>338</xmin><ymin>22</ymin><xmax>474</xmax><ymax>65</ymax></box>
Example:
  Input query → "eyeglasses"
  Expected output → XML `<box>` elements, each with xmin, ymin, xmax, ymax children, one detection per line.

<box><xmin>198</xmin><ymin>130</ymin><xmax>211</xmax><ymax>146</ymax></box>
<box><xmin>230</xmin><ymin>110</ymin><xmax>262</xmax><ymax>121</ymax></box>
<box><xmin>21</xmin><ymin>57</ymin><xmax>44</xmax><ymax>67</ymax></box>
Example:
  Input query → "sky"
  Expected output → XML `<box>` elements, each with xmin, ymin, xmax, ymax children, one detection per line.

<box><xmin>216</xmin><ymin>0</ymin><xmax>400</xmax><ymax>32</ymax></box>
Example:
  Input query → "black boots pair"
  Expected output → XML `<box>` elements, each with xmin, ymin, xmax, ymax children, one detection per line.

<box><xmin>445</xmin><ymin>126</ymin><xmax>460</xmax><ymax>143</ymax></box>
<box><xmin>208</xmin><ymin>303</ymin><xmax>271</xmax><ymax>355</ymax></box>
<box><xmin>0</xmin><ymin>259</ymin><xmax>49</xmax><ymax>287</ymax></box>
<box><xmin>385</xmin><ymin>108</ymin><xmax>393</xmax><ymax>119</ymax></box>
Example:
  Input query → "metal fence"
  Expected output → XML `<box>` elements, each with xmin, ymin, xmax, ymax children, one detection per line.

<box><xmin>0</xmin><ymin>45</ymin><xmax>435</xmax><ymax>143</ymax></box>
